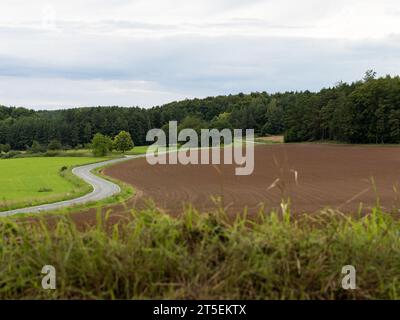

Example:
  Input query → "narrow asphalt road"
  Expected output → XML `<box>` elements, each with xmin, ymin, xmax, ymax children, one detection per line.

<box><xmin>0</xmin><ymin>156</ymin><xmax>138</xmax><ymax>217</ymax></box>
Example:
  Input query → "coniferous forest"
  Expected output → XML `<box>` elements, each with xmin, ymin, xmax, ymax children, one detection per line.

<box><xmin>1</xmin><ymin>72</ymin><xmax>400</xmax><ymax>150</ymax></box>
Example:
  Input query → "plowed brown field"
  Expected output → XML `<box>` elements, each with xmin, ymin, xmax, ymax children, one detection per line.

<box><xmin>99</xmin><ymin>144</ymin><xmax>400</xmax><ymax>217</ymax></box>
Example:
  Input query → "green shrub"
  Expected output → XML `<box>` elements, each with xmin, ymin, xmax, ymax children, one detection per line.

<box><xmin>0</xmin><ymin>143</ymin><xmax>11</xmax><ymax>153</ymax></box>
<box><xmin>44</xmin><ymin>151</ymin><xmax>60</xmax><ymax>157</ymax></box>
<box><xmin>47</xmin><ymin>139</ymin><xmax>62</xmax><ymax>151</ymax></box>
<box><xmin>28</xmin><ymin>141</ymin><xmax>47</xmax><ymax>154</ymax></box>
<box><xmin>1</xmin><ymin>151</ymin><xmax>22</xmax><ymax>159</ymax></box>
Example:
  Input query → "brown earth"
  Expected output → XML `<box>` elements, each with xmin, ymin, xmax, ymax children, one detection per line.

<box><xmin>107</xmin><ymin>143</ymin><xmax>400</xmax><ymax>214</ymax></box>
<box><xmin>68</xmin><ymin>144</ymin><xmax>400</xmax><ymax>226</ymax></box>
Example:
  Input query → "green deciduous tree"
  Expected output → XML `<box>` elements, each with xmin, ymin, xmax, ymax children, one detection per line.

<box><xmin>91</xmin><ymin>133</ymin><xmax>112</xmax><ymax>157</ymax></box>
<box><xmin>210</xmin><ymin>112</ymin><xmax>233</xmax><ymax>131</ymax></box>
<box><xmin>113</xmin><ymin>131</ymin><xmax>134</xmax><ymax>153</ymax></box>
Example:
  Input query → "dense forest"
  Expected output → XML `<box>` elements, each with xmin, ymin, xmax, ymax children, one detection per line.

<box><xmin>1</xmin><ymin>71</ymin><xmax>400</xmax><ymax>150</ymax></box>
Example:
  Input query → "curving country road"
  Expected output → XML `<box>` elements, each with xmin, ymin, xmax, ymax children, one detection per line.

<box><xmin>0</xmin><ymin>156</ymin><xmax>139</xmax><ymax>217</ymax></box>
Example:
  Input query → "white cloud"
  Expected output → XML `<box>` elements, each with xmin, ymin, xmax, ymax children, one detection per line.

<box><xmin>0</xmin><ymin>0</ymin><xmax>399</xmax><ymax>109</ymax></box>
<box><xmin>0</xmin><ymin>76</ymin><xmax>191</xmax><ymax>109</ymax></box>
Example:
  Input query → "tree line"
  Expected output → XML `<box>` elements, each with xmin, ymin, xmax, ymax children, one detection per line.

<box><xmin>1</xmin><ymin>71</ymin><xmax>400</xmax><ymax>151</ymax></box>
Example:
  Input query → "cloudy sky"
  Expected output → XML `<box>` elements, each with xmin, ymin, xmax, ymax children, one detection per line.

<box><xmin>0</xmin><ymin>0</ymin><xmax>399</xmax><ymax>109</ymax></box>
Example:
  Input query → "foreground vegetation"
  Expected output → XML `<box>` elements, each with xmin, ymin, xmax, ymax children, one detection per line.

<box><xmin>0</xmin><ymin>157</ymin><xmax>107</xmax><ymax>211</ymax></box>
<box><xmin>0</xmin><ymin>204</ymin><xmax>399</xmax><ymax>299</ymax></box>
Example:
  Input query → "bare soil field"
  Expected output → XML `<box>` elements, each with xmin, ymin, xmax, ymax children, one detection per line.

<box><xmin>95</xmin><ymin>144</ymin><xmax>400</xmax><ymax>218</ymax></box>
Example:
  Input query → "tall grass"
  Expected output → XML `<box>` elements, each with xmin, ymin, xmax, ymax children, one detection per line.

<box><xmin>0</xmin><ymin>204</ymin><xmax>399</xmax><ymax>299</ymax></box>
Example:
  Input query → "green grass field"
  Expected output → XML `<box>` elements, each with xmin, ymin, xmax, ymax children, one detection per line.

<box><xmin>60</xmin><ymin>146</ymin><xmax>149</xmax><ymax>156</ymax></box>
<box><xmin>0</xmin><ymin>157</ymin><xmax>107</xmax><ymax>211</ymax></box>
<box><xmin>125</xmin><ymin>145</ymin><xmax>149</xmax><ymax>155</ymax></box>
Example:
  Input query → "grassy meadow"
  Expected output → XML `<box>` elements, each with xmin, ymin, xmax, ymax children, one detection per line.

<box><xmin>0</xmin><ymin>157</ymin><xmax>107</xmax><ymax>211</ymax></box>
<box><xmin>58</xmin><ymin>146</ymin><xmax>149</xmax><ymax>157</ymax></box>
<box><xmin>0</xmin><ymin>204</ymin><xmax>399</xmax><ymax>299</ymax></box>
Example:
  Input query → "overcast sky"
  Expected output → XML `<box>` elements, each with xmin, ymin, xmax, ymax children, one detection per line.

<box><xmin>0</xmin><ymin>0</ymin><xmax>399</xmax><ymax>109</ymax></box>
